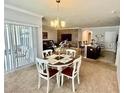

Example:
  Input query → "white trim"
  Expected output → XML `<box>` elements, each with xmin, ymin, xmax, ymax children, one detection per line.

<box><xmin>104</xmin><ymin>49</ymin><xmax>116</xmax><ymax>53</ymax></box>
<box><xmin>5</xmin><ymin>20</ymin><xmax>40</xmax><ymax>27</ymax></box>
<box><xmin>58</xmin><ymin>27</ymin><xmax>82</xmax><ymax>30</ymax></box>
<box><xmin>43</xmin><ymin>24</ymin><xmax>82</xmax><ymax>30</ymax></box>
<box><xmin>81</xmin><ymin>25</ymin><xmax>120</xmax><ymax>30</ymax></box>
<box><xmin>5</xmin><ymin>4</ymin><xmax>43</xmax><ymax>18</ymax></box>
<box><xmin>4</xmin><ymin>63</ymin><xmax>35</xmax><ymax>75</ymax></box>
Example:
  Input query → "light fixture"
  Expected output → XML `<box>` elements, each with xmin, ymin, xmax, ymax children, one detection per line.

<box><xmin>50</xmin><ymin>0</ymin><xmax>66</xmax><ymax>29</ymax></box>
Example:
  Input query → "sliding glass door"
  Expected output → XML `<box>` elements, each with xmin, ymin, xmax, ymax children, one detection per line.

<box><xmin>4</xmin><ymin>23</ymin><xmax>38</xmax><ymax>72</ymax></box>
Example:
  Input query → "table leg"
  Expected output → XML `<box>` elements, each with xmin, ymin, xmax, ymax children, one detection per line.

<box><xmin>57</xmin><ymin>67</ymin><xmax>62</xmax><ymax>87</ymax></box>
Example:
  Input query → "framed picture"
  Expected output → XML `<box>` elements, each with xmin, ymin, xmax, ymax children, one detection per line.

<box><xmin>43</xmin><ymin>32</ymin><xmax>48</xmax><ymax>39</ymax></box>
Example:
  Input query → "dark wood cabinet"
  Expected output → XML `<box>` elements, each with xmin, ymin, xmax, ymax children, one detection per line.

<box><xmin>87</xmin><ymin>46</ymin><xmax>101</xmax><ymax>59</ymax></box>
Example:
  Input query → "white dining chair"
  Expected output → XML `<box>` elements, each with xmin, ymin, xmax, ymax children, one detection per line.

<box><xmin>36</xmin><ymin>58</ymin><xmax>59</xmax><ymax>93</ymax></box>
<box><xmin>61</xmin><ymin>56</ymin><xmax>82</xmax><ymax>92</ymax></box>
<box><xmin>66</xmin><ymin>49</ymin><xmax>76</xmax><ymax>58</ymax></box>
<box><xmin>42</xmin><ymin>49</ymin><xmax>53</xmax><ymax>58</ymax></box>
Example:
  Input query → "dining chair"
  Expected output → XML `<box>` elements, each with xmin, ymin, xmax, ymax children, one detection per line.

<box><xmin>42</xmin><ymin>49</ymin><xmax>53</xmax><ymax>58</ymax></box>
<box><xmin>61</xmin><ymin>56</ymin><xmax>82</xmax><ymax>92</ymax></box>
<box><xmin>36</xmin><ymin>58</ymin><xmax>59</xmax><ymax>93</ymax></box>
<box><xmin>66</xmin><ymin>49</ymin><xmax>76</xmax><ymax>58</ymax></box>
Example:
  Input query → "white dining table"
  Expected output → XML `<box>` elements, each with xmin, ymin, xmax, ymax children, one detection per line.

<box><xmin>46</xmin><ymin>54</ymin><xmax>74</xmax><ymax>87</ymax></box>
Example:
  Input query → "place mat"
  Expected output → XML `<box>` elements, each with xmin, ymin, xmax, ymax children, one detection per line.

<box><xmin>60</xmin><ymin>54</ymin><xmax>72</xmax><ymax>58</ymax></box>
<box><xmin>60</xmin><ymin>58</ymin><xmax>73</xmax><ymax>64</ymax></box>
<box><xmin>47</xmin><ymin>58</ymin><xmax>59</xmax><ymax>64</ymax></box>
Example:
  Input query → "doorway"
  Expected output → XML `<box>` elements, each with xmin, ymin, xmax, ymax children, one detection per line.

<box><xmin>82</xmin><ymin>30</ymin><xmax>92</xmax><ymax>44</ymax></box>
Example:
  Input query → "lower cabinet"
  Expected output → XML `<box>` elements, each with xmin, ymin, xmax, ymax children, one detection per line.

<box><xmin>87</xmin><ymin>46</ymin><xmax>101</xmax><ymax>59</ymax></box>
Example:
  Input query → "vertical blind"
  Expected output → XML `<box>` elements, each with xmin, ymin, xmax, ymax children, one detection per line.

<box><xmin>4</xmin><ymin>23</ymin><xmax>38</xmax><ymax>72</ymax></box>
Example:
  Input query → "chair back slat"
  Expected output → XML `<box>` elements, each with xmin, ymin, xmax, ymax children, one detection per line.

<box><xmin>42</xmin><ymin>49</ymin><xmax>53</xmax><ymax>58</ymax></box>
<box><xmin>36</xmin><ymin>58</ymin><xmax>49</xmax><ymax>77</ymax></box>
<box><xmin>66</xmin><ymin>49</ymin><xmax>76</xmax><ymax>58</ymax></box>
<box><xmin>72</xmin><ymin>56</ymin><xmax>82</xmax><ymax>76</ymax></box>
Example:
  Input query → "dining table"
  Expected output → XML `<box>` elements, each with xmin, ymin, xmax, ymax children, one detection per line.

<box><xmin>45</xmin><ymin>53</ymin><xmax>77</xmax><ymax>87</ymax></box>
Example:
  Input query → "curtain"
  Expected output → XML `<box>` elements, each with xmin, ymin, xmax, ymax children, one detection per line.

<box><xmin>4</xmin><ymin>23</ymin><xmax>38</xmax><ymax>72</ymax></box>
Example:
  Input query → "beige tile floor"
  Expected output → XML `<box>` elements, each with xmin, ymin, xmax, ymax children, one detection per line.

<box><xmin>5</xmin><ymin>51</ymin><xmax>119</xmax><ymax>93</ymax></box>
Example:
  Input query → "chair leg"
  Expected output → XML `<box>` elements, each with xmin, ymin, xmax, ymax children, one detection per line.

<box><xmin>38</xmin><ymin>76</ymin><xmax>41</xmax><ymax>89</ymax></box>
<box><xmin>56</xmin><ymin>73</ymin><xmax>59</xmax><ymax>87</ymax></box>
<box><xmin>47</xmin><ymin>80</ymin><xmax>49</xmax><ymax>93</ymax></box>
<box><xmin>72</xmin><ymin>78</ymin><xmax>75</xmax><ymax>92</ymax></box>
<box><xmin>61</xmin><ymin>74</ymin><xmax>64</xmax><ymax>86</ymax></box>
<box><xmin>77</xmin><ymin>74</ymin><xmax>80</xmax><ymax>84</ymax></box>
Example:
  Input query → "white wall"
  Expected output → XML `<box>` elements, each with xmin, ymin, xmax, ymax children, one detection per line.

<box><xmin>81</xmin><ymin>26</ymin><xmax>119</xmax><ymax>52</ymax></box>
<box><xmin>78</xmin><ymin>29</ymin><xmax>82</xmax><ymax>41</ymax></box>
<box><xmin>43</xmin><ymin>30</ymin><xmax>57</xmax><ymax>43</ymax></box>
<box><xmin>5</xmin><ymin>5</ymin><xmax>43</xmax><ymax>58</ymax></box>
<box><xmin>115</xmin><ymin>34</ymin><xmax>120</xmax><ymax>87</ymax></box>
<box><xmin>104</xmin><ymin>32</ymin><xmax>117</xmax><ymax>52</ymax></box>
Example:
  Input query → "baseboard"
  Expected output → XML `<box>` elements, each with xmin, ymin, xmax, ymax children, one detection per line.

<box><xmin>4</xmin><ymin>62</ymin><xmax>35</xmax><ymax>75</ymax></box>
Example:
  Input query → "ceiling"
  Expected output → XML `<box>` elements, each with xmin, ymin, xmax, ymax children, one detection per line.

<box><xmin>5</xmin><ymin>0</ymin><xmax>120</xmax><ymax>28</ymax></box>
